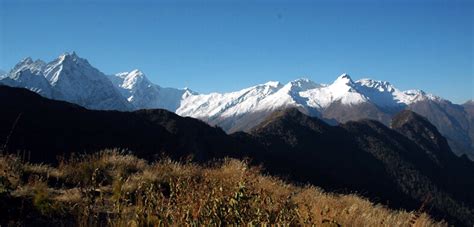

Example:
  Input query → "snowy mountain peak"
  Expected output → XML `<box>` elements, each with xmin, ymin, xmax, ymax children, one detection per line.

<box><xmin>293</xmin><ymin>77</ymin><xmax>311</xmax><ymax>82</ymax></box>
<box><xmin>333</xmin><ymin>73</ymin><xmax>354</xmax><ymax>85</ymax></box>
<box><xmin>285</xmin><ymin>78</ymin><xmax>320</xmax><ymax>91</ymax></box>
<box><xmin>114</xmin><ymin>70</ymin><xmax>150</xmax><ymax>90</ymax></box>
<box><xmin>59</xmin><ymin>51</ymin><xmax>78</xmax><ymax>60</ymax></box>
<box><xmin>11</xmin><ymin>57</ymin><xmax>46</xmax><ymax>75</ymax></box>
<box><xmin>400</xmin><ymin>89</ymin><xmax>441</xmax><ymax>103</ymax></box>
<box><xmin>57</xmin><ymin>51</ymin><xmax>89</xmax><ymax>67</ymax></box>
<box><xmin>183</xmin><ymin>87</ymin><xmax>197</xmax><ymax>94</ymax></box>
<box><xmin>291</xmin><ymin>78</ymin><xmax>313</xmax><ymax>84</ymax></box>
<box><xmin>108</xmin><ymin>69</ymin><xmax>195</xmax><ymax>111</ymax></box>
<box><xmin>21</xmin><ymin>57</ymin><xmax>34</xmax><ymax>64</ymax></box>
<box><xmin>181</xmin><ymin>88</ymin><xmax>196</xmax><ymax>99</ymax></box>
<box><xmin>264</xmin><ymin>81</ymin><xmax>282</xmax><ymax>88</ymax></box>
<box><xmin>328</xmin><ymin>73</ymin><xmax>358</xmax><ymax>96</ymax></box>
<box><xmin>339</xmin><ymin>73</ymin><xmax>352</xmax><ymax>80</ymax></box>
<box><xmin>356</xmin><ymin>78</ymin><xmax>396</xmax><ymax>93</ymax></box>
<box><xmin>1</xmin><ymin>52</ymin><xmax>131</xmax><ymax>110</ymax></box>
<box><xmin>116</xmin><ymin>69</ymin><xmax>144</xmax><ymax>78</ymax></box>
<box><xmin>43</xmin><ymin>51</ymin><xmax>109</xmax><ymax>87</ymax></box>
<box><xmin>130</xmin><ymin>69</ymin><xmax>144</xmax><ymax>76</ymax></box>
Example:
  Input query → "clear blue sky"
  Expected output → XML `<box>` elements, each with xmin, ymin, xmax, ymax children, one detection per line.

<box><xmin>1</xmin><ymin>0</ymin><xmax>472</xmax><ymax>103</ymax></box>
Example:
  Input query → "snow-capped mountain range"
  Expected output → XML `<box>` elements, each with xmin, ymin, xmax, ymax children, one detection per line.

<box><xmin>0</xmin><ymin>52</ymin><xmax>444</xmax><ymax>124</ymax></box>
<box><xmin>1</xmin><ymin>52</ymin><xmax>472</xmax><ymax>158</ymax></box>
<box><xmin>2</xmin><ymin>53</ymin><xmax>129</xmax><ymax>110</ymax></box>
<box><xmin>0</xmin><ymin>52</ymin><xmax>193</xmax><ymax>111</ymax></box>
<box><xmin>108</xmin><ymin>69</ymin><xmax>195</xmax><ymax>111</ymax></box>
<box><xmin>177</xmin><ymin>74</ymin><xmax>439</xmax><ymax>120</ymax></box>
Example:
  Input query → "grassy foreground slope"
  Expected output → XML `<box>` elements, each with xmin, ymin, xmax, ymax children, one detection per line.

<box><xmin>0</xmin><ymin>150</ymin><xmax>443</xmax><ymax>226</ymax></box>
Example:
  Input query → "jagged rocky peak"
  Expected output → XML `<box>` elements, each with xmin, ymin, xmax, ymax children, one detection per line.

<box><xmin>10</xmin><ymin>57</ymin><xmax>46</xmax><ymax>75</ymax></box>
<box><xmin>263</xmin><ymin>80</ymin><xmax>282</xmax><ymax>88</ymax></box>
<box><xmin>127</xmin><ymin>69</ymin><xmax>145</xmax><ymax>77</ymax></box>
<box><xmin>59</xmin><ymin>51</ymin><xmax>78</xmax><ymax>60</ymax></box>
<box><xmin>115</xmin><ymin>69</ymin><xmax>151</xmax><ymax>89</ymax></box>
<box><xmin>287</xmin><ymin>78</ymin><xmax>320</xmax><ymax>90</ymax></box>
<box><xmin>339</xmin><ymin>73</ymin><xmax>351</xmax><ymax>79</ymax></box>
<box><xmin>275</xmin><ymin>78</ymin><xmax>320</xmax><ymax>96</ymax></box>
<box><xmin>182</xmin><ymin>87</ymin><xmax>197</xmax><ymax>96</ymax></box>
<box><xmin>329</xmin><ymin>73</ymin><xmax>357</xmax><ymax>93</ymax></box>
<box><xmin>21</xmin><ymin>57</ymin><xmax>33</xmax><ymax>64</ymax></box>
<box><xmin>356</xmin><ymin>78</ymin><xmax>396</xmax><ymax>93</ymax></box>
<box><xmin>116</xmin><ymin>69</ymin><xmax>145</xmax><ymax>78</ymax></box>
<box><xmin>334</xmin><ymin>73</ymin><xmax>354</xmax><ymax>84</ymax></box>
<box><xmin>57</xmin><ymin>51</ymin><xmax>90</xmax><ymax>67</ymax></box>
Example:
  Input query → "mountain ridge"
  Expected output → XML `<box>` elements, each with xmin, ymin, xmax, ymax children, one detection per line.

<box><xmin>108</xmin><ymin>69</ymin><xmax>195</xmax><ymax>110</ymax></box>
<box><xmin>1</xmin><ymin>52</ymin><xmax>472</xmax><ymax>158</ymax></box>
<box><xmin>2</xmin><ymin>52</ymin><xmax>130</xmax><ymax>110</ymax></box>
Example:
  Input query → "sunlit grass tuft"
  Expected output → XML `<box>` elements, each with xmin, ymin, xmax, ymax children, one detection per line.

<box><xmin>0</xmin><ymin>149</ymin><xmax>446</xmax><ymax>226</ymax></box>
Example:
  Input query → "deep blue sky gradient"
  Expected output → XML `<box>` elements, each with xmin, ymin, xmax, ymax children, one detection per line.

<box><xmin>1</xmin><ymin>0</ymin><xmax>472</xmax><ymax>103</ymax></box>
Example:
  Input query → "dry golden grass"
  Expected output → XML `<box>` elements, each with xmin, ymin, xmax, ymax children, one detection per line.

<box><xmin>0</xmin><ymin>149</ymin><xmax>446</xmax><ymax>226</ymax></box>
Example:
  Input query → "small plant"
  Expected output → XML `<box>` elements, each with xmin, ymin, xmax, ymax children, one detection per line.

<box><xmin>31</xmin><ymin>181</ymin><xmax>53</xmax><ymax>215</ymax></box>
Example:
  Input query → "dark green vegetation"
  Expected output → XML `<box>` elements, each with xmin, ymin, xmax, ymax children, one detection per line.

<box><xmin>1</xmin><ymin>86</ymin><xmax>473</xmax><ymax>225</ymax></box>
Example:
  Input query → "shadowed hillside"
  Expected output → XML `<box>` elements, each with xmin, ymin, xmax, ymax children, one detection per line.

<box><xmin>1</xmin><ymin>86</ymin><xmax>473</xmax><ymax>225</ymax></box>
<box><xmin>247</xmin><ymin>108</ymin><xmax>474</xmax><ymax>225</ymax></box>
<box><xmin>0</xmin><ymin>85</ymin><xmax>243</xmax><ymax>163</ymax></box>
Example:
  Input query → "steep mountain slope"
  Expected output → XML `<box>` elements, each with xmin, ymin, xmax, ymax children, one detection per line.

<box><xmin>0</xmin><ymin>53</ymin><xmax>130</xmax><ymax>111</ymax></box>
<box><xmin>392</xmin><ymin>110</ymin><xmax>474</xmax><ymax>203</ymax></box>
<box><xmin>0</xmin><ymin>70</ymin><xmax>54</xmax><ymax>97</ymax></box>
<box><xmin>462</xmin><ymin>100</ymin><xmax>474</xmax><ymax>156</ymax></box>
<box><xmin>9</xmin><ymin>57</ymin><xmax>46</xmax><ymax>76</ymax></box>
<box><xmin>392</xmin><ymin>110</ymin><xmax>455</xmax><ymax>163</ymax></box>
<box><xmin>407</xmin><ymin>99</ymin><xmax>474</xmax><ymax>159</ymax></box>
<box><xmin>1</xmin><ymin>86</ymin><xmax>473</xmax><ymax>225</ymax></box>
<box><xmin>342</xmin><ymin>118</ymin><xmax>474</xmax><ymax>226</ymax></box>
<box><xmin>108</xmin><ymin>69</ymin><xmax>195</xmax><ymax>110</ymax></box>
